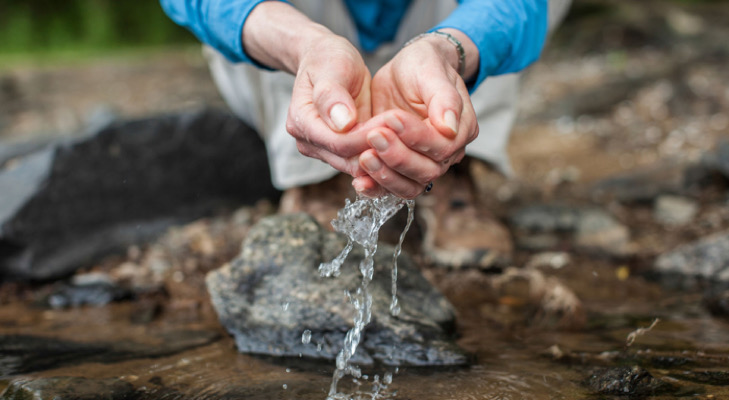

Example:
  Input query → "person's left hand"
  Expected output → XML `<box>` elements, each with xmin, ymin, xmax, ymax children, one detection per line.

<box><xmin>352</xmin><ymin>31</ymin><xmax>479</xmax><ymax>199</ymax></box>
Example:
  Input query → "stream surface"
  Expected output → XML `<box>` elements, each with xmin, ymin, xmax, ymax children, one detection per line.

<box><xmin>1</xmin><ymin>255</ymin><xmax>728</xmax><ymax>400</ymax></box>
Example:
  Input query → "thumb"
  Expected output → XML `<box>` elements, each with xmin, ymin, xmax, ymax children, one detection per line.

<box><xmin>424</xmin><ymin>77</ymin><xmax>464</xmax><ymax>139</ymax></box>
<box><xmin>312</xmin><ymin>80</ymin><xmax>359</xmax><ymax>133</ymax></box>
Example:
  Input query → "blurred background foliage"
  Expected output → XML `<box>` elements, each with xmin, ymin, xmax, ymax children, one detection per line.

<box><xmin>0</xmin><ymin>0</ymin><xmax>195</xmax><ymax>57</ymax></box>
<box><xmin>0</xmin><ymin>0</ymin><xmax>722</xmax><ymax>59</ymax></box>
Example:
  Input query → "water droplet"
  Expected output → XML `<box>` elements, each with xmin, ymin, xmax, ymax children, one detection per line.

<box><xmin>301</xmin><ymin>329</ymin><xmax>312</xmax><ymax>344</ymax></box>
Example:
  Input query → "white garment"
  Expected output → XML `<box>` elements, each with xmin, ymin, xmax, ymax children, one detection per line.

<box><xmin>205</xmin><ymin>0</ymin><xmax>571</xmax><ymax>189</ymax></box>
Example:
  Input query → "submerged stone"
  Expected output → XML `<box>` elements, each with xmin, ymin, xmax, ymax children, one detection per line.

<box><xmin>1</xmin><ymin>377</ymin><xmax>135</xmax><ymax>400</ymax></box>
<box><xmin>206</xmin><ymin>213</ymin><xmax>467</xmax><ymax>367</ymax></box>
<box><xmin>44</xmin><ymin>273</ymin><xmax>132</xmax><ymax>308</ymax></box>
<box><xmin>510</xmin><ymin>204</ymin><xmax>631</xmax><ymax>257</ymax></box>
<box><xmin>704</xmin><ymin>291</ymin><xmax>729</xmax><ymax>319</ymax></box>
<box><xmin>586</xmin><ymin>366</ymin><xmax>673</xmax><ymax>396</ymax></box>
<box><xmin>654</xmin><ymin>230</ymin><xmax>729</xmax><ymax>288</ymax></box>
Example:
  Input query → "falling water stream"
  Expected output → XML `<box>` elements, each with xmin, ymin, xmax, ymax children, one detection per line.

<box><xmin>317</xmin><ymin>194</ymin><xmax>415</xmax><ymax>400</ymax></box>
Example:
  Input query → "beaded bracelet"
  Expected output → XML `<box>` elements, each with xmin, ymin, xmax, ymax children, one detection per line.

<box><xmin>403</xmin><ymin>30</ymin><xmax>466</xmax><ymax>77</ymax></box>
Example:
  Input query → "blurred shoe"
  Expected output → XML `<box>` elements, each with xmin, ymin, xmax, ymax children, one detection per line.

<box><xmin>278</xmin><ymin>174</ymin><xmax>355</xmax><ymax>230</ymax></box>
<box><xmin>417</xmin><ymin>159</ymin><xmax>513</xmax><ymax>269</ymax></box>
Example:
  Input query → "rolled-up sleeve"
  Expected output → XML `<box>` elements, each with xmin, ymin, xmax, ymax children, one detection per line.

<box><xmin>160</xmin><ymin>0</ymin><xmax>287</xmax><ymax>64</ymax></box>
<box><xmin>431</xmin><ymin>0</ymin><xmax>548</xmax><ymax>91</ymax></box>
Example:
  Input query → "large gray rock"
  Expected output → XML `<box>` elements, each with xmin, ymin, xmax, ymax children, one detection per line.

<box><xmin>0</xmin><ymin>109</ymin><xmax>279</xmax><ymax>281</ymax></box>
<box><xmin>206</xmin><ymin>213</ymin><xmax>467</xmax><ymax>367</ymax></box>
<box><xmin>510</xmin><ymin>204</ymin><xmax>631</xmax><ymax>257</ymax></box>
<box><xmin>654</xmin><ymin>230</ymin><xmax>729</xmax><ymax>288</ymax></box>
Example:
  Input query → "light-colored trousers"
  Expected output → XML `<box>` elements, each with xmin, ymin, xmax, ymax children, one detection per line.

<box><xmin>205</xmin><ymin>0</ymin><xmax>570</xmax><ymax>190</ymax></box>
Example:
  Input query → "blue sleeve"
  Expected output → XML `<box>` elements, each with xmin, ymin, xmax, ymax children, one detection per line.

<box><xmin>431</xmin><ymin>0</ymin><xmax>548</xmax><ymax>92</ymax></box>
<box><xmin>159</xmin><ymin>0</ymin><xmax>288</xmax><ymax>65</ymax></box>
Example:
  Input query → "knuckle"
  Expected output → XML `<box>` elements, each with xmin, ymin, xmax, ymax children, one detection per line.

<box><xmin>327</xmin><ymin>140</ymin><xmax>344</xmax><ymax>157</ymax></box>
<box><xmin>296</xmin><ymin>142</ymin><xmax>315</xmax><ymax>157</ymax></box>
<box><xmin>421</xmin><ymin>170</ymin><xmax>440</xmax><ymax>183</ymax></box>
<box><xmin>385</xmin><ymin>154</ymin><xmax>407</xmax><ymax>170</ymax></box>
<box><xmin>402</xmin><ymin>186</ymin><xmax>421</xmax><ymax>200</ymax></box>
<box><xmin>431</xmin><ymin>148</ymin><xmax>450</xmax><ymax>163</ymax></box>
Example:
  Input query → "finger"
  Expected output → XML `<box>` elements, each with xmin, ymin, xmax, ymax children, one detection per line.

<box><xmin>359</xmin><ymin>149</ymin><xmax>426</xmax><ymax>199</ymax></box>
<box><xmin>379</xmin><ymin>110</ymin><xmax>461</xmax><ymax>163</ymax></box>
<box><xmin>422</xmin><ymin>73</ymin><xmax>464</xmax><ymax>139</ymax></box>
<box><xmin>286</xmin><ymin>105</ymin><xmax>370</xmax><ymax>158</ymax></box>
<box><xmin>352</xmin><ymin>176</ymin><xmax>386</xmax><ymax>198</ymax></box>
<box><xmin>312</xmin><ymin>79</ymin><xmax>358</xmax><ymax>133</ymax></box>
<box><xmin>367</xmin><ymin>127</ymin><xmax>447</xmax><ymax>184</ymax></box>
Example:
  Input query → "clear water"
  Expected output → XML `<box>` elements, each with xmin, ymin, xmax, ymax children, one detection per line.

<box><xmin>317</xmin><ymin>194</ymin><xmax>415</xmax><ymax>400</ymax></box>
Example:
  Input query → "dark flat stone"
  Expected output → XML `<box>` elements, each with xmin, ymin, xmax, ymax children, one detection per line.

<box><xmin>0</xmin><ymin>109</ymin><xmax>279</xmax><ymax>281</ymax></box>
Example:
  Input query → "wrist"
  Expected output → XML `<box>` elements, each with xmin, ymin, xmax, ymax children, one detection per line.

<box><xmin>242</xmin><ymin>2</ymin><xmax>335</xmax><ymax>74</ymax></box>
<box><xmin>405</xmin><ymin>29</ymin><xmax>478</xmax><ymax>82</ymax></box>
<box><xmin>417</xmin><ymin>33</ymin><xmax>465</xmax><ymax>77</ymax></box>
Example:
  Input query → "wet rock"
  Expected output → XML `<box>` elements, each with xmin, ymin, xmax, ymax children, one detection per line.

<box><xmin>654</xmin><ymin>195</ymin><xmax>699</xmax><ymax>226</ymax></box>
<box><xmin>206</xmin><ymin>213</ymin><xmax>467</xmax><ymax>367</ymax></box>
<box><xmin>44</xmin><ymin>273</ymin><xmax>132</xmax><ymax>308</ymax></box>
<box><xmin>0</xmin><ymin>330</ymin><xmax>219</xmax><ymax>375</ymax></box>
<box><xmin>1</xmin><ymin>377</ymin><xmax>135</xmax><ymax>400</ymax></box>
<box><xmin>0</xmin><ymin>109</ymin><xmax>279</xmax><ymax>281</ymax></box>
<box><xmin>0</xmin><ymin>137</ymin><xmax>58</xmax><ymax>169</ymax></box>
<box><xmin>586</xmin><ymin>366</ymin><xmax>673</xmax><ymax>396</ymax></box>
<box><xmin>510</xmin><ymin>204</ymin><xmax>631</xmax><ymax>257</ymax></box>
<box><xmin>493</xmin><ymin>267</ymin><xmax>586</xmax><ymax>330</ymax></box>
<box><xmin>654</xmin><ymin>230</ymin><xmax>729</xmax><ymax>288</ymax></box>
<box><xmin>590</xmin><ymin>162</ymin><xmax>688</xmax><ymax>203</ymax></box>
<box><xmin>704</xmin><ymin>291</ymin><xmax>729</xmax><ymax>319</ymax></box>
<box><xmin>702</xmin><ymin>140</ymin><xmax>729</xmax><ymax>180</ymax></box>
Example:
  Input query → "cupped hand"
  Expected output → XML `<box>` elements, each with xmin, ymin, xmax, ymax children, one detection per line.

<box><xmin>353</xmin><ymin>33</ymin><xmax>479</xmax><ymax>199</ymax></box>
<box><xmin>286</xmin><ymin>35</ymin><xmax>373</xmax><ymax>178</ymax></box>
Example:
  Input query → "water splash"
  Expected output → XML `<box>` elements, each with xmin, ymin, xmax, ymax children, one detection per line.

<box><xmin>320</xmin><ymin>194</ymin><xmax>414</xmax><ymax>400</ymax></box>
<box><xmin>302</xmin><ymin>329</ymin><xmax>312</xmax><ymax>344</ymax></box>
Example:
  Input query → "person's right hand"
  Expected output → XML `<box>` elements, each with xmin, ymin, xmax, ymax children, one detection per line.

<box><xmin>242</xmin><ymin>2</ymin><xmax>374</xmax><ymax>179</ymax></box>
<box><xmin>286</xmin><ymin>34</ymin><xmax>374</xmax><ymax>178</ymax></box>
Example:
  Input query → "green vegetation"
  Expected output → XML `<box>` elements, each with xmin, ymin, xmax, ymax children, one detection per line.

<box><xmin>0</xmin><ymin>0</ymin><xmax>196</xmax><ymax>56</ymax></box>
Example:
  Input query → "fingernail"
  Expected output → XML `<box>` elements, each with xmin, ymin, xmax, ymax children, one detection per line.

<box><xmin>352</xmin><ymin>178</ymin><xmax>366</xmax><ymax>192</ymax></box>
<box><xmin>443</xmin><ymin>110</ymin><xmax>458</xmax><ymax>137</ymax></box>
<box><xmin>385</xmin><ymin>115</ymin><xmax>404</xmax><ymax>133</ymax></box>
<box><xmin>368</xmin><ymin>132</ymin><xmax>389</xmax><ymax>152</ymax></box>
<box><xmin>330</xmin><ymin>103</ymin><xmax>352</xmax><ymax>131</ymax></box>
<box><xmin>361</xmin><ymin>153</ymin><xmax>382</xmax><ymax>172</ymax></box>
